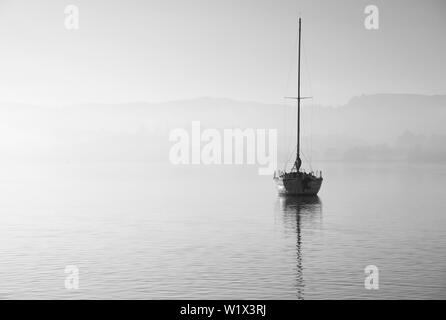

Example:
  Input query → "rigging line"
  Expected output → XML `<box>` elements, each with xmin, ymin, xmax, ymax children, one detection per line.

<box><xmin>301</xmin><ymin>150</ymin><xmax>313</xmax><ymax>172</ymax></box>
<box><xmin>302</xmin><ymin>37</ymin><xmax>314</xmax><ymax>166</ymax></box>
<box><xmin>284</xmin><ymin>144</ymin><xmax>297</xmax><ymax>171</ymax></box>
<box><xmin>284</xmin><ymin>33</ymin><xmax>298</xmax><ymax>98</ymax></box>
<box><xmin>283</xmin><ymin>111</ymin><xmax>299</xmax><ymax>171</ymax></box>
<box><xmin>284</xmin><ymin>130</ymin><xmax>298</xmax><ymax>171</ymax></box>
<box><xmin>282</xmin><ymin>31</ymin><xmax>299</xmax><ymax>170</ymax></box>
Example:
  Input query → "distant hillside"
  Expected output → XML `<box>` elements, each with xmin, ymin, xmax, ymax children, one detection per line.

<box><xmin>0</xmin><ymin>94</ymin><xmax>445</xmax><ymax>164</ymax></box>
<box><xmin>324</xmin><ymin>94</ymin><xmax>446</xmax><ymax>140</ymax></box>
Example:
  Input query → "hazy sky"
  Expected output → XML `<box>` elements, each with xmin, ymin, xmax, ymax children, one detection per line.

<box><xmin>0</xmin><ymin>0</ymin><xmax>445</xmax><ymax>106</ymax></box>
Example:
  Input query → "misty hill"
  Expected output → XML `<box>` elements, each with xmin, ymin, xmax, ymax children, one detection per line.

<box><xmin>0</xmin><ymin>94</ymin><xmax>445</xmax><ymax>164</ymax></box>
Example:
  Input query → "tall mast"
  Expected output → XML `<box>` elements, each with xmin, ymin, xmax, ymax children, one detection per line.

<box><xmin>296</xmin><ymin>18</ymin><xmax>302</xmax><ymax>171</ymax></box>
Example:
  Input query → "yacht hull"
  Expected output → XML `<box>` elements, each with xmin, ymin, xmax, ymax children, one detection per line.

<box><xmin>274</xmin><ymin>173</ymin><xmax>322</xmax><ymax>196</ymax></box>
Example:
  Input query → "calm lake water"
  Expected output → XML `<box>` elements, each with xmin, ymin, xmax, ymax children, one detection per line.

<box><xmin>0</xmin><ymin>161</ymin><xmax>445</xmax><ymax>299</ymax></box>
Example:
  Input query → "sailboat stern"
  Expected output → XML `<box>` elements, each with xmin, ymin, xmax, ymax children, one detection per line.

<box><xmin>274</xmin><ymin>172</ymin><xmax>323</xmax><ymax>196</ymax></box>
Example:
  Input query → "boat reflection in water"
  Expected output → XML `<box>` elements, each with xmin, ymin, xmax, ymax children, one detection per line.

<box><xmin>275</xmin><ymin>195</ymin><xmax>322</xmax><ymax>300</ymax></box>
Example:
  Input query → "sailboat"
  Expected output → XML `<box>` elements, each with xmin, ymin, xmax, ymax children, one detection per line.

<box><xmin>274</xmin><ymin>18</ymin><xmax>323</xmax><ymax>196</ymax></box>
